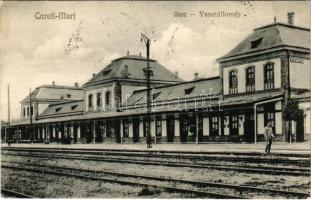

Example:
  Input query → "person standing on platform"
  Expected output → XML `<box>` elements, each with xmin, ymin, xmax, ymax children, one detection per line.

<box><xmin>264</xmin><ymin>122</ymin><xmax>274</xmax><ymax>154</ymax></box>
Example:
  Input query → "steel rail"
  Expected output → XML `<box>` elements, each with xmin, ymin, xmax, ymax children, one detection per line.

<box><xmin>1</xmin><ymin>165</ymin><xmax>245</xmax><ymax>199</ymax></box>
<box><xmin>2</xmin><ymin>148</ymin><xmax>309</xmax><ymax>166</ymax></box>
<box><xmin>3</xmin><ymin>150</ymin><xmax>310</xmax><ymax>173</ymax></box>
<box><xmin>2</xmin><ymin>146</ymin><xmax>310</xmax><ymax>158</ymax></box>
<box><xmin>2</xmin><ymin>152</ymin><xmax>310</xmax><ymax>176</ymax></box>
<box><xmin>1</xmin><ymin>188</ymin><xmax>35</xmax><ymax>198</ymax></box>
<box><xmin>3</xmin><ymin>160</ymin><xmax>310</xmax><ymax>199</ymax></box>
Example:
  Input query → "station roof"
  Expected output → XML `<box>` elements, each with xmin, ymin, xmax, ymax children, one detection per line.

<box><xmin>125</xmin><ymin>77</ymin><xmax>221</xmax><ymax>107</ymax></box>
<box><xmin>218</xmin><ymin>23</ymin><xmax>310</xmax><ymax>62</ymax></box>
<box><xmin>21</xmin><ymin>85</ymin><xmax>83</xmax><ymax>103</ymax></box>
<box><xmin>83</xmin><ymin>54</ymin><xmax>183</xmax><ymax>87</ymax></box>
<box><xmin>38</xmin><ymin>100</ymin><xmax>84</xmax><ymax>119</ymax></box>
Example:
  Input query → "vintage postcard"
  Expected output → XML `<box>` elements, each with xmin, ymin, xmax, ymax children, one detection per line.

<box><xmin>0</xmin><ymin>0</ymin><xmax>310</xmax><ymax>199</ymax></box>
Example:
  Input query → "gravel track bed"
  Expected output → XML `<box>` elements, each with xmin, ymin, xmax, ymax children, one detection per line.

<box><xmin>2</xmin><ymin>154</ymin><xmax>310</xmax><ymax>195</ymax></box>
<box><xmin>2</xmin><ymin>151</ymin><xmax>307</xmax><ymax>170</ymax></box>
<box><xmin>3</xmin><ymin>161</ymin><xmax>309</xmax><ymax>199</ymax></box>
<box><xmin>1</xmin><ymin>168</ymin><xmax>191</xmax><ymax>198</ymax></box>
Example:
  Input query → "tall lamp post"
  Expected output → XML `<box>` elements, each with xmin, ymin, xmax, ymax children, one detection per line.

<box><xmin>141</xmin><ymin>34</ymin><xmax>153</xmax><ymax>148</ymax></box>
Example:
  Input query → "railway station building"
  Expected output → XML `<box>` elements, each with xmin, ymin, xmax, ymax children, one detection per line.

<box><xmin>2</xmin><ymin>16</ymin><xmax>310</xmax><ymax>144</ymax></box>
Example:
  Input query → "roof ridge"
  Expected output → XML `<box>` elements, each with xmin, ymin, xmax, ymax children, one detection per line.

<box><xmin>39</xmin><ymin>85</ymin><xmax>82</xmax><ymax>90</ymax></box>
<box><xmin>255</xmin><ymin>22</ymin><xmax>310</xmax><ymax>32</ymax></box>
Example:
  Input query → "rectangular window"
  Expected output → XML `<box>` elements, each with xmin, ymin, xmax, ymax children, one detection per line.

<box><xmin>230</xmin><ymin>115</ymin><xmax>239</xmax><ymax>135</ymax></box>
<box><xmin>246</xmin><ymin>67</ymin><xmax>255</xmax><ymax>93</ymax></box>
<box><xmin>23</xmin><ymin>107</ymin><xmax>26</xmax><ymax>116</ymax></box>
<box><xmin>96</xmin><ymin>93</ymin><xmax>102</xmax><ymax>110</ymax></box>
<box><xmin>105</xmin><ymin>91</ymin><xmax>111</xmax><ymax>106</ymax></box>
<box><xmin>209</xmin><ymin>116</ymin><xmax>219</xmax><ymax>136</ymax></box>
<box><xmin>156</xmin><ymin>117</ymin><xmax>162</xmax><ymax>137</ymax></box>
<box><xmin>27</xmin><ymin>107</ymin><xmax>29</xmax><ymax>116</ymax></box>
<box><xmin>88</xmin><ymin>94</ymin><xmax>93</xmax><ymax>108</ymax></box>
<box><xmin>229</xmin><ymin>70</ymin><xmax>238</xmax><ymax>94</ymax></box>
<box><xmin>31</xmin><ymin>106</ymin><xmax>33</xmax><ymax>116</ymax></box>
<box><xmin>123</xmin><ymin>121</ymin><xmax>129</xmax><ymax>138</ymax></box>
<box><xmin>264</xmin><ymin>63</ymin><xmax>274</xmax><ymax>90</ymax></box>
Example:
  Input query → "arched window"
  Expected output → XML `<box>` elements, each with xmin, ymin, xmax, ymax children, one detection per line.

<box><xmin>88</xmin><ymin>94</ymin><xmax>93</xmax><ymax>109</ymax></box>
<box><xmin>264</xmin><ymin>62</ymin><xmax>274</xmax><ymax>90</ymax></box>
<box><xmin>229</xmin><ymin>70</ymin><xmax>238</xmax><ymax>94</ymax></box>
<box><xmin>105</xmin><ymin>91</ymin><xmax>111</xmax><ymax>106</ymax></box>
<box><xmin>246</xmin><ymin>66</ymin><xmax>255</xmax><ymax>93</ymax></box>
<box><xmin>96</xmin><ymin>93</ymin><xmax>102</xmax><ymax>110</ymax></box>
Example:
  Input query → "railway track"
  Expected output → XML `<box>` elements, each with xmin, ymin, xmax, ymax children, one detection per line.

<box><xmin>2</xmin><ymin>146</ymin><xmax>309</xmax><ymax>158</ymax></box>
<box><xmin>1</xmin><ymin>188</ymin><xmax>35</xmax><ymax>198</ymax></box>
<box><xmin>3</xmin><ymin>151</ymin><xmax>310</xmax><ymax>176</ymax></box>
<box><xmin>2</xmin><ymin>147</ymin><xmax>310</xmax><ymax>166</ymax></box>
<box><xmin>2</xmin><ymin>161</ymin><xmax>310</xmax><ymax>199</ymax></box>
<box><xmin>1</xmin><ymin>164</ymin><xmax>244</xmax><ymax>199</ymax></box>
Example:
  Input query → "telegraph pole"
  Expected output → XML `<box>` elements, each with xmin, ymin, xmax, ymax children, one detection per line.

<box><xmin>141</xmin><ymin>33</ymin><xmax>153</xmax><ymax>148</ymax></box>
<box><xmin>6</xmin><ymin>85</ymin><xmax>10</xmax><ymax>144</ymax></box>
<box><xmin>29</xmin><ymin>88</ymin><xmax>33</xmax><ymax>142</ymax></box>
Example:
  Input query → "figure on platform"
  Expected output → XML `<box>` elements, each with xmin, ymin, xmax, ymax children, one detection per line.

<box><xmin>264</xmin><ymin>121</ymin><xmax>274</xmax><ymax>154</ymax></box>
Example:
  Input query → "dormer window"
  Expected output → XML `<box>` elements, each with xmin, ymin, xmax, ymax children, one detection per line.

<box><xmin>55</xmin><ymin>107</ymin><xmax>62</xmax><ymax>112</ymax></box>
<box><xmin>229</xmin><ymin>70</ymin><xmax>238</xmax><ymax>95</ymax></box>
<box><xmin>102</xmin><ymin>69</ymin><xmax>111</xmax><ymax>76</ymax></box>
<box><xmin>251</xmin><ymin>37</ymin><xmax>263</xmax><ymax>48</ymax></box>
<box><xmin>71</xmin><ymin>105</ymin><xmax>78</xmax><ymax>110</ymax></box>
<box><xmin>152</xmin><ymin>92</ymin><xmax>161</xmax><ymax>100</ymax></box>
<box><xmin>66</xmin><ymin>94</ymin><xmax>71</xmax><ymax>98</ymax></box>
<box><xmin>122</xmin><ymin>65</ymin><xmax>130</xmax><ymax>78</ymax></box>
<box><xmin>184</xmin><ymin>87</ymin><xmax>195</xmax><ymax>95</ymax></box>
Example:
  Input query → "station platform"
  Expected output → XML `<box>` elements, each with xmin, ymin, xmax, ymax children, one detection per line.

<box><xmin>1</xmin><ymin>142</ymin><xmax>310</xmax><ymax>155</ymax></box>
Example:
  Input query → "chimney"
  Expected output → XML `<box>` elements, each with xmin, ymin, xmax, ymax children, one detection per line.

<box><xmin>273</xmin><ymin>16</ymin><xmax>277</xmax><ymax>23</ymax></box>
<box><xmin>139</xmin><ymin>52</ymin><xmax>141</xmax><ymax>56</ymax></box>
<box><xmin>74</xmin><ymin>82</ymin><xmax>79</xmax><ymax>87</ymax></box>
<box><xmin>174</xmin><ymin>71</ymin><xmax>179</xmax><ymax>79</ymax></box>
<box><xmin>194</xmin><ymin>72</ymin><xmax>199</xmax><ymax>80</ymax></box>
<box><xmin>127</xmin><ymin>50</ymin><xmax>129</xmax><ymax>56</ymax></box>
<box><xmin>52</xmin><ymin>81</ymin><xmax>55</xmax><ymax>85</ymax></box>
<box><xmin>287</xmin><ymin>12</ymin><xmax>295</xmax><ymax>25</ymax></box>
<box><xmin>92</xmin><ymin>73</ymin><xmax>96</xmax><ymax>77</ymax></box>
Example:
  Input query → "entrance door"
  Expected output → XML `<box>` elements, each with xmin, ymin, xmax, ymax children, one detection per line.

<box><xmin>244</xmin><ymin>113</ymin><xmax>254</xmax><ymax>143</ymax></box>
<box><xmin>115</xmin><ymin>120</ymin><xmax>121</xmax><ymax>143</ymax></box>
<box><xmin>229</xmin><ymin>114</ymin><xmax>239</xmax><ymax>136</ymax></box>
<box><xmin>180</xmin><ymin>115</ymin><xmax>188</xmax><ymax>143</ymax></box>
<box><xmin>133</xmin><ymin>118</ymin><xmax>140</xmax><ymax>143</ymax></box>
<box><xmin>296</xmin><ymin>115</ymin><xmax>304</xmax><ymax>142</ymax></box>
<box><xmin>166</xmin><ymin>116</ymin><xmax>175</xmax><ymax>142</ymax></box>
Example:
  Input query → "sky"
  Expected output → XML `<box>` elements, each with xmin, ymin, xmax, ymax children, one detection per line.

<box><xmin>0</xmin><ymin>1</ymin><xmax>310</xmax><ymax>120</ymax></box>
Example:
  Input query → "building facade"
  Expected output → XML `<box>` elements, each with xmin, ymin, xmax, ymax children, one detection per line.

<box><xmin>2</xmin><ymin>16</ymin><xmax>310</xmax><ymax>144</ymax></box>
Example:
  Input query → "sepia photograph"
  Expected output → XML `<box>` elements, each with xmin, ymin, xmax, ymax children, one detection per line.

<box><xmin>0</xmin><ymin>0</ymin><xmax>310</xmax><ymax>199</ymax></box>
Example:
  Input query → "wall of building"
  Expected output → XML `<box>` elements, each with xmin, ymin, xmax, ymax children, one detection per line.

<box><xmin>290</xmin><ymin>58</ymin><xmax>310</xmax><ymax>89</ymax></box>
<box><xmin>299</xmin><ymin>101</ymin><xmax>310</xmax><ymax>141</ymax></box>
<box><xmin>85</xmin><ymin>84</ymin><xmax>114</xmax><ymax>112</ymax></box>
<box><xmin>223</xmin><ymin>58</ymin><xmax>281</xmax><ymax>95</ymax></box>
